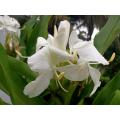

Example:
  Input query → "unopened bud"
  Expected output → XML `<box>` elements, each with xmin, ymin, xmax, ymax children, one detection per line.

<box><xmin>5</xmin><ymin>33</ymin><xmax>20</xmax><ymax>57</ymax></box>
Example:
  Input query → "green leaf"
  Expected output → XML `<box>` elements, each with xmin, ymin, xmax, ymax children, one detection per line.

<box><xmin>94</xmin><ymin>16</ymin><xmax>120</xmax><ymax>54</ymax></box>
<box><xmin>93</xmin><ymin>70</ymin><xmax>120</xmax><ymax>104</ymax></box>
<box><xmin>69</xmin><ymin>81</ymin><xmax>93</xmax><ymax>105</ymax></box>
<box><xmin>110</xmin><ymin>90</ymin><xmax>120</xmax><ymax>105</ymax></box>
<box><xmin>8</xmin><ymin>56</ymin><xmax>37</xmax><ymax>82</ymax></box>
<box><xmin>63</xmin><ymin>83</ymin><xmax>78</xmax><ymax>104</ymax></box>
<box><xmin>20</xmin><ymin>16</ymin><xmax>38</xmax><ymax>46</ymax></box>
<box><xmin>26</xmin><ymin>15</ymin><xmax>51</xmax><ymax>55</ymax></box>
<box><xmin>0</xmin><ymin>44</ymin><xmax>45</xmax><ymax>104</ymax></box>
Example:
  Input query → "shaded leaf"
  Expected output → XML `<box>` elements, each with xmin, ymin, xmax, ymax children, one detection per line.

<box><xmin>110</xmin><ymin>90</ymin><xmax>120</xmax><ymax>105</ymax></box>
<box><xmin>26</xmin><ymin>16</ymin><xmax>51</xmax><ymax>55</ymax></box>
<box><xmin>93</xmin><ymin>71</ymin><xmax>120</xmax><ymax>104</ymax></box>
<box><xmin>0</xmin><ymin>44</ymin><xmax>45</xmax><ymax>104</ymax></box>
<box><xmin>95</xmin><ymin>16</ymin><xmax>120</xmax><ymax>54</ymax></box>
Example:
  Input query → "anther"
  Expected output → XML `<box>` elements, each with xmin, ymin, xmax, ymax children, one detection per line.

<box><xmin>109</xmin><ymin>52</ymin><xmax>115</xmax><ymax>63</ymax></box>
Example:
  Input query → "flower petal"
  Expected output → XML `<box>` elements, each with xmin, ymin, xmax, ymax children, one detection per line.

<box><xmin>56</xmin><ymin>63</ymin><xmax>89</xmax><ymax>81</ymax></box>
<box><xmin>4</xmin><ymin>16</ymin><xmax>20</xmax><ymax>29</ymax></box>
<box><xmin>69</xmin><ymin>30</ymin><xmax>81</xmax><ymax>50</ymax></box>
<box><xmin>91</xmin><ymin>27</ymin><xmax>99</xmax><ymax>41</ymax></box>
<box><xmin>28</xmin><ymin>46</ymin><xmax>51</xmax><ymax>73</ymax></box>
<box><xmin>49</xmin><ymin>46</ymin><xmax>72</xmax><ymax>65</ymax></box>
<box><xmin>0</xmin><ymin>29</ymin><xmax>7</xmax><ymax>45</ymax></box>
<box><xmin>69</xmin><ymin>28</ymin><xmax>108</xmax><ymax>65</ymax></box>
<box><xmin>75</xmin><ymin>41</ymin><xmax>109</xmax><ymax>65</ymax></box>
<box><xmin>88</xmin><ymin>65</ymin><xmax>101</xmax><ymax>96</ymax></box>
<box><xmin>47</xmin><ymin>34</ymin><xmax>54</xmax><ymax>46</ymax></box>
<box><xmin>0</xmin><ymin>16</ymin><xmax>4</xmax><ymax>26</ymax></box>
<box><xmin>0</xmin><ymin>89</ymin><xmax>12</xmax><ymax>104</ymax></box>
<box><xmin>54</xmin><ymin>20</ymin><xmax>70</xmax><ymax>50</ymax></box>
<box><xmin>24</xmin><ymin>71</ymin><xmax>53</xmax><ymax>98</ymax></box>
<box><xmin>36</xmin><ymin>37</ymin><xmax>48</xmax><ymax>51</ymax></box>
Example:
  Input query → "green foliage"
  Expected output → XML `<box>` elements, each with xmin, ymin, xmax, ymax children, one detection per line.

<box><xmin>93</xmin><ymin>71</ymin><xmax>120</xmax><ymax>104</ymax></box>
<box><xmin>0</xmin><ymin>44</ymin><xmax>45</xmax><ymax>104</ymax></box>
<box><xmin>110</xmin><ymin>90</ymin><xmax>120</xmax><ymax>105</ymax></box>
<box><xmin>20</xmin><ymin>16</ymin><xmax>51</xmax><ymax>55</ymax></box>
<box><xmin>26</xmin><ymin>16</ymin><xmax>51</xmax><ymax>55</ymax></box>
<box><xmin>95</xmin><ymin>15</ymin><xmax>120</xmax><ymax>54</ymax></box>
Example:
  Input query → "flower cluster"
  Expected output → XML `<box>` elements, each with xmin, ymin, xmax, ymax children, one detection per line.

<box><xmin>0</xmin><ymin>15</ymin><xmax>20</xmax><ymax>46</ymax></box>
<box><xmin>24</xmin><ymin>20</ymin><xmax>109</xmax><ymax>98</ymax></box>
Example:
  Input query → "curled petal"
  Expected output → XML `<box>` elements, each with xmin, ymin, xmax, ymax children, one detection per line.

<box><xmin>69</xmin><ymin>28</ymin><xmax>108</xmax><ymax>65</ymax></box>
<box><xmin>24</xmin><ymin>71</ymin><xmax>53</xmax><ymax>98</ymax></box>
<box><xmin>75</xmin><ymin>41</ymin><xmax>109</xmax><ymax>65</ymax></box>
<box><xmin>89</xmin><ymin>65</ymin><xmax>101</xmax><ymax>96</ymax></box>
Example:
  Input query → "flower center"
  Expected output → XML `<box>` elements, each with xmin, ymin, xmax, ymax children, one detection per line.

<box><xmin>71</xmin><ymin>50</ymin><xmax>79</xmax><ymax>64</ymax></box>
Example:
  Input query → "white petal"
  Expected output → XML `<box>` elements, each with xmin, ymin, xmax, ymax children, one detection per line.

<box><xmin>4</xmin><ymin>16</ymin><xmax>20</xmax><ymax>28</ymax></box>
<box><xmin>91</xmin><ymin>27</ymin><xmax>99</xmax><ymax>41</ymax></box>
<box><xmin>0</xmin><ymin>29</ymin><xmax>7</xmax><ymax>45</ymax></box>
<box><xmin>89</xmin><ymin>65</ymin><xmax>101</xmax><ymax>96</ymax></box>
<box><xmin>47</xmin><ymin>34</ymin><xmax>54</xmax><ymax>46</ymax></box>
<box><xmin>75</xmin><ymin>41</ymin><xmax>109</xmax><ymax>65</ymax></box>
<box><xmin>28</xmin><ymin>46</ymin><xmax>51</xmax><ymax>73</ymax></box>
<box><xmin>0</xmin><ymin>16</ymin><xmax>4</xmax><ymax>26</ymax></box>
<box><xmin>6</xmin><ymin>26</ymin><xmax>19</xmax><ymax>33</ymax></box>
<box><xmin>24</xmin><ymin>71</ymin><xmax>53</xmax><ymax>98</ymax></box>
<box><xmin>57</xmin><ymin>63</ymin><xmax>89</xmax><ymax>81</ymax></box>
<box><xmin>0</xmin><ymin>90</ymin><xmax>12</xmax><ymax>104</ymax></box>
<box><xmin>54</xmin><ymin>20</ymin><xmax>70</xmax><ymax>50</ymax></box>
<box><xmin>36</xmin><ymin>37</ymin><xmax>48</xmax><ymax>51</ymax></box>
<box><xmin>49</xmin><ymin>46</ymin><xmax>72</xmax><ymax>65</ymax></box>
<box><xmin>69</xmin><ymin>30</ymin><xmax>81</xmax><ymax>49</ymax></box>
<box><xmin>54</xmin><ymin>25</ymin><xmax>58</xmax><ymax>38</ymax></box>
<box><xmin>0</xmin><ymin>16</ymin><xmax>20</xmax><ymax>34</ymax></box>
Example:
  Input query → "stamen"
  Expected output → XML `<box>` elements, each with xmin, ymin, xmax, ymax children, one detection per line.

<box><xmin>55</xmin><ymin>71</ymin><xmax>59</xmax><ymax>78</ymax></box>
<box><xmin>68</xmin><ymin>60</ymin><xmax>73</xmax><ymax>65</ymax></box>
<box><xmin>57</xmin><ymin>79</ymin><xmax>68</xmax><ymax>92</ymax></box>
<box><xmin>15</xmin><ymin>50</ymin><xmax>29</xmax><ymax>58</ymax></box>
<box><xmin>54</xmin><ymin>71</ymin><xmax>68</xmax><ymax>92</ymax></box>
<box><xmin>20</xmin><ymin>25</ymin><xmax>26</xmax><ymax>30</ymax></box>
<box><xmin>58</xmin><ymin>72</ymin><xmax>64</xmax><ymax>80</ymax></box>
<box><xmin>109</xmin><ymin>52</ymin><xmax>115</xmax><ymax>63</ymax></box>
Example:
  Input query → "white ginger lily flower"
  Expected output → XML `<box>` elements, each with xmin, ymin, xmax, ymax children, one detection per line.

<box><xmin>24</xmin><ymin>20</ymin><xmax>72</xmax><ymax>98</ymax></box>
<box><xmin>57</xmin><ymin>28</ymin><xmax>109</xmax><ymax>96</ymax></box>
<box><xmin>0</xmin><ymin>15</ymin><xmax>20</xmax><ymax>45</ymax></box>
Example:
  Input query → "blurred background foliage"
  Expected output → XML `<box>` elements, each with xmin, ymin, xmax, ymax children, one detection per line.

<box><xmin>1</xmin><ymin>15</ymin><xmax>120</xmax><ymax>105</ymax></box>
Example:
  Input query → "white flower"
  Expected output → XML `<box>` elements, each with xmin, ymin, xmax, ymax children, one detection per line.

<box><xmin>57</xmin><ymin>28</ymin><xmax>109</xmax><ymax>96</ymax></box>
<box><xmin>24</xmin><ymin>20</ymin><xmax>72</xmax><ymax>98</ymax></box>
<box><xmin>0</xmin><ymin>15</ymin><xmax>20</xmax><ymax>45</ymax></box>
